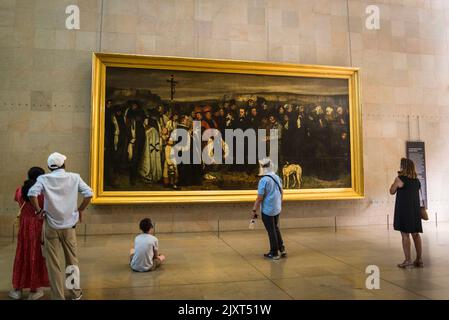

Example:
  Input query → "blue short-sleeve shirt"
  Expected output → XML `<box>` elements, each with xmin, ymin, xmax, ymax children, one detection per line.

<box><xmin>257</xmin><ymin>173</ymin><xmax>282</xmax><ymax>216</ymax></box>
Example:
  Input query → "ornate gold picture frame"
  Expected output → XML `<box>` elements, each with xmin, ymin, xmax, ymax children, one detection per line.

<box><xmin>90</xmin><ymin>53</ymin><xmax>363</xmax><ymax>204</ymax></box>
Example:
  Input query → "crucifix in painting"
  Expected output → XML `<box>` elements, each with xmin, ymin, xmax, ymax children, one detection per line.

<box><xmin>166</xmin><ymin>74</ymin><xmax>178</xmax><ymax>101</ymax></box>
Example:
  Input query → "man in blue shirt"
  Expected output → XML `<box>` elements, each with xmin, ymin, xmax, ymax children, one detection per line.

<box><xmin>252</xmin><ymin>158</ymin><xmax>286</xmax><ymax>260</ymax></box>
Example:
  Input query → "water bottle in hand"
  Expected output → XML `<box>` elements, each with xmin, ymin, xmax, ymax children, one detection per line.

<box><xmin>249</xmin><ymin>218</ymin><xmax>256</xmax><ymax>230</ymax></box>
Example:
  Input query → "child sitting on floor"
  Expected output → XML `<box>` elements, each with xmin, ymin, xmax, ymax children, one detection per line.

<box><xmin>129</xmin><ymin>218</ymin><xmax>165</xmax><ymax>272</ymax></box>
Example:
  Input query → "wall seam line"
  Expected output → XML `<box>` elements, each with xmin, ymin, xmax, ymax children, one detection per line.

<box><xmin>346</xmin><ymin>0</ymin><xmax>353</xmax><ymax>67</ymax></box>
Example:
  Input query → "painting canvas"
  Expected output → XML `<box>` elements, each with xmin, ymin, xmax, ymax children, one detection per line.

<box><xmin>90</xmin><ymin>54</ymin><xmax>363</xmax><ymax>203</ymax></box>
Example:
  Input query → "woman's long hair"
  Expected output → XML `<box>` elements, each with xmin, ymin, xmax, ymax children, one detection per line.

<box><xmin>398</xmin><ymin>158</ymin><xmax>417</xmax><ymax>179</ymax></box>
<box><xmin>21</xmin><ymin>167</ymin><xmax>45</xmax><ymax>202</ymax></box>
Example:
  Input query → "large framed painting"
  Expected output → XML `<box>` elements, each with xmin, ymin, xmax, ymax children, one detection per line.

<box><xmin>90</xmin><ymin>53</ymin><xmax>363</xmax><ymax>204</ymax></box>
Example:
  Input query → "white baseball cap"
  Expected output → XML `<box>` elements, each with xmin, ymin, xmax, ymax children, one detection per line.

<box><xmin>47</xmin><ymin>152</ymin><xmax>67</xmax><ymax>169</ymax></box>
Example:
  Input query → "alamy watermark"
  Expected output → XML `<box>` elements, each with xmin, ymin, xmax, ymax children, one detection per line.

<box><xmin>365</xmin><ymin>5</ymin><xmax>380</xmax><ymax>30</ymax></box>
<box><xmin>65</xmin><ymin>5</ymin><xmax>80</xmax><ymax>30</ymax></box>
<box><xmin>170</xmin><ymin>120</ymin><xmax>279</xmax><ymax>168</ymax></box>
<box><xmin>65</xmin><ymin>265</ymin><xmax>81</xmax><ymax>290</ymax></box>
<box><xmin>64</xmin><ymin>4</ymin><xmax>381</xmax><ymax>31</ymax></box>
<box><xmin>365</xmin><ymin>265</ymin><xmax>380</xmax><ymax>290</ymax></box>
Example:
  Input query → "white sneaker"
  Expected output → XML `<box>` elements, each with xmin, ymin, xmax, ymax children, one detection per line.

<box><xmin>8</xmin><ymin>289</ymin><xmax>22</xmax><ymax>300</ymax></box>
<box><xmin>28</xmin><ymin>290</ymin><xmax>44</xmax><ymax>300</ymax></box>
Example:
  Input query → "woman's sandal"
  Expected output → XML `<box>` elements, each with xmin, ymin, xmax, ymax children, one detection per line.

<box><xmin>397</xmin><ymin>260</ymin><xmax>414</xmax><ymax>269</ymax></box>
<box><xmin>413</xmin><ymin>259</ymin><xmax>424</xmax><ymax>268</ymax></box>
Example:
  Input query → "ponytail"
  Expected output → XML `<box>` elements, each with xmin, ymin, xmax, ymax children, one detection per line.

<box><xmin>21</xmin><ymin>179</ymin><xmax>36</xmax><ymax>202</ymax></box>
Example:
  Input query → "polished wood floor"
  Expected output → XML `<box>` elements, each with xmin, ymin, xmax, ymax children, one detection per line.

<box><xmin>1</xmin><ymin>223</ymin><xmax>449</xmax><ymax>300</ymax></box>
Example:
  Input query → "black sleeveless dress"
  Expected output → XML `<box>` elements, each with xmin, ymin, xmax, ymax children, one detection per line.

<box><xmin>393</xmin><ymin>176</ymin><xmax>423</xmax><ymax>233</ymax></box>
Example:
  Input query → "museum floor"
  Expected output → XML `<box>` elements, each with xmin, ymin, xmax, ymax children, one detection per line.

<box><xmin>1</xmin><ymin>223</ymin><xmax>449</xmax><ymax>300</ymax></box>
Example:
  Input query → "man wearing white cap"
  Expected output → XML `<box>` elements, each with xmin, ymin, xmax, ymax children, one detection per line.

<box><xmin>251</xmin><ymin>158</ymin><xmax>286</xmax><ymax>260</ymax></box>
<box><xmin>28</xmin><ymin>152</ymin><xmax>93</xmax><ymax>300</ymax></box>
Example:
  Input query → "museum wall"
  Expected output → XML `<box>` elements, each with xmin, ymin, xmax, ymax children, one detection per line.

<box><xmin>1</xmin><ymin>0</ymin><xmax>449</xmax><ymax>236</ymax></box>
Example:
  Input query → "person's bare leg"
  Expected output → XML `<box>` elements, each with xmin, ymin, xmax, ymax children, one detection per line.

<box><xmin>398</xmin><ymin>232</ymin><xmax>412</xmax><ymax>268</ymax></box>
<box><xmin>402</xmin><ymin>232</ymin><xmax>411</xmax><ymax>260</ymax></box>
<box><xmin>411</xmin><ymin>233</ymin><xmax>423</xmax><ymax>267</ymax></box>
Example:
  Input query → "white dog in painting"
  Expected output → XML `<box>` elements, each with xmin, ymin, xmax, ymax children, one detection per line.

<box><xmin>282</xmin><ymin>163</ymin><xmax>302</xmax><ymax>189</ymax></box>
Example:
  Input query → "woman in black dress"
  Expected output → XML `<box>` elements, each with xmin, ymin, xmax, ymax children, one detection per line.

<box><xmin>390</xmin><ymin>158</ymin><xmax>423</xmax><ymax>268</ymax></box>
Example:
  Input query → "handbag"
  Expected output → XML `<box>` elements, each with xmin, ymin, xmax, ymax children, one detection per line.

<box><xmin>419</xmin><ymin>189</ymin><xmax>429</xmax><ymax>221</ymax></box>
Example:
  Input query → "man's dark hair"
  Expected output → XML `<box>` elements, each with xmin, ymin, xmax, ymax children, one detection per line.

<box><xmin>139</xmin><ymin>218</ymin><xmax>153</xmax><ymax>233</ymax></box>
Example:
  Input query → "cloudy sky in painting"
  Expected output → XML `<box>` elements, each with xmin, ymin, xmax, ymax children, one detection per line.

<box><xmin>106</xmin><ymin>67</ymin><xmax>348</xmax><ymax>102</ymax></box>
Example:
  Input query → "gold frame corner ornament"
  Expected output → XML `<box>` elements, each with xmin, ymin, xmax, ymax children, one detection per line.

<box><xmin>90</xmin><ymin>53</ymin><xmax>364</xmax><ymax>204</ymax></box>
